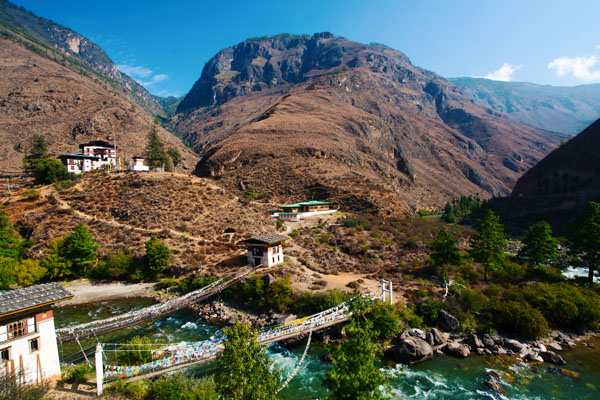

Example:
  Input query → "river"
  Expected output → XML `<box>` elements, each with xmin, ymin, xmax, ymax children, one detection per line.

<box><xmin>54</xmin><ymin>299</ymin><xmax>599</xmax><ymax>399</ymax></box>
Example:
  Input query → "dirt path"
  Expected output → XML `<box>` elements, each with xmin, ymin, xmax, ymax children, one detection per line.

<box><xmin>57</xmin><ymin>279</ymin><xmax>156</xmax><ymax>306</ymax></box>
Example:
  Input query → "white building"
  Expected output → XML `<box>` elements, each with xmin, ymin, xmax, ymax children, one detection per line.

<box><xmin>276</xmin><ymin>201</ymin><xmax>336</xmax><ymax>221</ymax></box>
<box><xmin>240</xmin><ymin>233</ymin><xmax>289</xmax><ymax>267</ymax></box>
<box><xmin>57</xmin><ymin>153</ymin><xmax>99</xmax><ymax>173</ymax></box>
<box><xmin>58</xmin><ymin>140</ymin><xmax>116</xmax><ymax>173</ymax></box>
<box><xmin>0</xmin><ymin>283</ymin><xmax>73</xmax><ymax>385</ymax></box>
<box><xmin>131</xmin><ymin>156</ymin><xmax>149</xmax><ymax>172</ymax></box>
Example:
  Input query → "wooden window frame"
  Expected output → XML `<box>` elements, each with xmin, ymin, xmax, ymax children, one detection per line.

<box><xmin>29</xmin><ymin>337</ymin><xmax>40</xmax><ymax>353</ymax></box>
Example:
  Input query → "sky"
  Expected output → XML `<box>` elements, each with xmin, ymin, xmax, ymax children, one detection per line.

<box><xmin>11</xmin><ymin>0</ymin><xmax>600</xmax><ymax>98</ymax></box>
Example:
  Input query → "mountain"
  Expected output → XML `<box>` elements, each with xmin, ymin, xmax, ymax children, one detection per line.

<box><xmin>450</xmin><ymin>77</ymin><xmax>600</xmax><ymax>135</ymax></box>
<box><xmin>0</xmin><ymin>0</ymin><xmax>164</xmax><ymax>116</ymax></box>
<box><xmin>0</xmin><ymin>1</ymin><xmax>197</xmax><ymax>174</ymax></box>
<box><xmin>512</xmin><ymin>118</ymin><xmax>600</xmax><ymax>196</ymax></box>
<box><xmin>171</xmin><ymin>33</ymin><xmax>562</xmax><ymax>214</ymax></box>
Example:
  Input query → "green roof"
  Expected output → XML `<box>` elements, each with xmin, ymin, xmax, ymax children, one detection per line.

<box><xmin>281</xmin><ymin>203</ymin><xmax>302</xmax><ymax>208</ymax></box>
<box><xmin>267</xmin><ymin>209</ymin><xmax>279</xmax><ymax>212</ymax></box>
<box><xmin>298</xmin><ymin>200</ymin><xmax>330</xmax><ymax>205</ymax></box>
<box><xmin>279</xmin><ymin>212</ymin><xmax>299</xmax><ymax>215</ymax></box>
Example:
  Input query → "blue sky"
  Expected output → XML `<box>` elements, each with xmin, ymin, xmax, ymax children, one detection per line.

<box><xmin>12</xmin><ymin>0</ymin><xmax>600</xmax><ymax>97</ymax></box>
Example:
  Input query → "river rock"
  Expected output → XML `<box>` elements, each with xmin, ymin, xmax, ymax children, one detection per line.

<box><xmin>504</xmin><ymin>339</ymin><xmax>525</xmax><ymax>353</ymax></box>
<box><xmin>482</xmin><ymin>334</ymin><xmax>495</xmax><ymax>347</ymax></box>
<box><xmin>437</xmin><ymin>310</ymin><xmax>460</xmax><ymax>331</ymax></box>
<box><xmin>393</xmin><ymin>336</ymin><xmax>434</xmax><ymax>365</ymax></box>
<box><xmin>476</xmin><ymin>348</ymin><xmax>486</xmax><ymax>355</ymax></box>
<box><xmin>490</xmin><ymin>345</ymin><xmax>507</xmax><ymax>355</ymax></box>
<box><xmin>484</xmin><ymin>377</ymin><xmax>505</xmax><ymax>395</ymax></box>
<box><xmin>540</xmin><ymin>351</ymin><xmax>566</xmax><ymax>365</ymax></box>
<box><xmin>547</xmin><ymin>342</ymin><xmax>563</xmax><ymax>352</ymax></box>
<box><xmin>408</xmin><ymin>328</ymin><xmax>426</xmax><ymax>339</ymax></box>
<box><xmin>444</xmin><ymin>342</ymin><xmax>471</xmax><ymax>358</ymax></box>
<box><xmin>430</xmin><ymin>328</ymin><xmax>448</xmax><ymax>346</ymax></box>
<box><xmin>466</xmin><ymin>333</ymin><xmax>483</xmax><ymax>349</ymax></box>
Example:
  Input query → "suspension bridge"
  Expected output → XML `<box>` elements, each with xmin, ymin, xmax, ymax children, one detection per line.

<box><xmin>93</xmin><ymin>300</ymin><xmax>352</xmax><ymax>394</ymax></box>
<box><xmin>56</xmin><ymin>269</ymin><xmax>254</xmax><ymax>343</ymax></box>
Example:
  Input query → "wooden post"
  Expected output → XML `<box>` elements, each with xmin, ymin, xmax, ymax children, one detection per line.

<box><xmin>95</xmin><ymin>343</ymin><xmax>103</xmax><ymax>396</ymax></box>
<box><xmin>19</xmin><ymin>355</ymin><xmax>24</xmax><ymax>385</ymax></box>
<box><xmin>36</xmin><ymin>353</ymin><xmax>42</xmax><ymax>384</ymax></box>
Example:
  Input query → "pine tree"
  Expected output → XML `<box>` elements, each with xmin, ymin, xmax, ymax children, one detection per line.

<box><xmin>145</xmin><ymin>124</ymin><xmax>167</xmax><ymax>170</ymax></box>
<box><xmin>215</xmin><ymin>322</ymin><xmax>280</xmax><ymax>400</ymax></box>
<box><xmin>571</xmin><ymin>202</ymin><xmax>600</xmax><ymax>284</ymax></box>
<box><xmin>429</xmin><ymin>227</ymin><xmax>461</xmax><ymax>268</ymax></box>
<box><xmin>470</xmin><ymin>209</ymin><xmax>506</xmax><ymax>281</ymax></box>
<box><xmin>324</xmin><ymin>295</ymin><xmax>388</xmax><ymax>400</ymax></box>
<box><xmin>519</xmin><ymin>221</ymin><xmax>558</xmax><ymax>265</ymax></box>
<box><xmin>167</xmin><ymin>147</ymin><xmax>181</xmax><ymax>168</ymax></box>
<box><xmin>62</xmin><ymin>223</ymin><xmax>98</xmax><ymax>275</ymax></box>
<box><xmin>22</xmin><ymin>135</ymin><xmax>49</xmax><ymax>174</ymax></box>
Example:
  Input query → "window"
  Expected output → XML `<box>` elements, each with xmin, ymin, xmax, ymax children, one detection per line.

<box><xmin>7</xmin><ymin>319</ymin><xmax>28</xmax><ymax>340</ymax></box>
<box><xmin>29</xmin><ymin>338</ymin><xmax>39</xmax><ymax>352</ymax></box>
<box><xmin>0</xmin><ymin>348</ymin><xmax>9</xmax><ymax>361</ymax></box>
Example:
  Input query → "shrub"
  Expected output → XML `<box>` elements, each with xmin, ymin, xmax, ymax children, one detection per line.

<box><xmin>150</xmin><ymin>373</ymin><xmax>217</xmax><ymax>400</ymax></box>
<box><xmin>294</xmin><ymin>289</ymin><xmax>351</xmax><ymax>316</ymax></box>
<box><xmin>22</xmin><ymin>189</ymin><xmax>40</xmax><ymax>201</ymax></box>
<box><xmin>90</xmin><ymin>251</ymin><xmax>137</xmax><ymax>281</ymax></box>
<box><xmin>0</xmin><ymin>373</ymin><xmax>47</xmax><ymax>399</ymax></box>
<box><xmin>367</xmin><ymin>300</ymin><xmax>402</xmax><ymax>339</ymax></box>
<box><xmin>264</xmin><ymin>277</ymin><xmax>294</xmax><ymax>312</ymax></box>
<box><xmin>453</xmin><ymin>286</ymin><xmax>488</xmax><ymax>313</ymax></box>
<box><xmin>124</xmin><ymin>379</ymin><xmax>150</xmax><ymax>399</ymax></box>
<box><xmin>396</xmin><ymin>302</ymin><xmax>423</xmax><ymax>328</ymax></box>
<box><xmin>63</xmin><ymin>363</ymin><xmax>94</xmax><ymax>383</ymax></box>
<box><xmin>14</xmin><ymin>259</ymin><xmax>46</xmax><ymax>286</ymax></box>
<box><xmin>417</xmin><ymin>299</ymin><xmax>443</xmax><ymax>326</ymax></box>
<box><xmin>117</xmin><ymin>336</ymin><xmax>153</xmax><ymax>366</ymax></box>
<box><xmin>145</xmin><ymin>235</ymin><xmax>171</xmax><ymax>276</ymax></box>
<box><xmin>485</xmin><ymin>299</ymin><xmax>549</xmax><ymax>339</ymax></box>
<box><xmin>33</xmin><ymin>158</ymin><xmax>71</xmax><ymax>185</ymax></box>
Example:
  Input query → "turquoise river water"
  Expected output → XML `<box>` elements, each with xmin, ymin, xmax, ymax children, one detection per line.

<box><xmin>54</xmin><ymin>298</ymin><xmax>600</xmax><ymax>399</ymax></box>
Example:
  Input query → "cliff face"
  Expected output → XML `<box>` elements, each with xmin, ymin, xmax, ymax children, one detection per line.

<box><xmin>0</xmin><ymin>0</ymin><xmax>164</xmax><ymax>116</ymax></box>
<box><xmin>172</xmin><ymin>33</ymin><xmax>561</xmax><ymax>214</ymax></box>
<box><xmin>512</xmin><ymin>119</ymin><xmax>600</xmax><ymax>196</ymax></box>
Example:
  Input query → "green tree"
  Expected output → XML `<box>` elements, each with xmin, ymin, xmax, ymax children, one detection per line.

<box><xmin>366</xmin><ymin>300</ymin><xmax>402</xmax><ymax>339</ymax></box>
<box><xmin>145</xmin><ymin>125</ymin><xmax>167</xmax><ymax>170</ymax></box>
<box><xmin>62</xmin><ymin>223</ymin><xmax>98</xmax><ymax>275</ymax></box>
<box><xmin>145</xmin><ymin>235</ymin><xmax>170</xmax><ymax>276</ymax></box>
<box><xmin>215</xmin><ymin>322</ymin><xmax>280</xmax><ymax>400</ymax></box>
<box><xmin>470</xmin><ymin>209</ymin><xmax>506</xmax><ymax>281</ymax></box>
<box><xmin>41</xmin><ymin>238</ymin><xmax>73</xmax><ymax>279</ymax></box>
<box><xmin>429</xmin><ymin>228</ymin><xmax>460</xmax><ymax>269</ymax></box>
<box><xmin>264</xmin><ymin>277</ymin><xmax>294</xmax><ymax>312</ymax></box>
<box><xmin>571</xmin><ymin>201</ymin><xmax>600</xmax><ymax>284</ymax></box>
<box><xmin>33</xmin><ymin>158</ymin><xmax>70</xmax><ymax>185</ymax></box>
<box><xmin>519</xmin><ymin>221</ymin><xmax>558</xmax><ymax>265</ymax></box>
<box><xmin>0</xmin><ymin>257</ymin><xmax>17</xmax><ymax>289</ymax></box>
<box><xmin>14</xmin><ymin>259</ymin><xmax>47</xmax><ymax>286</ymax></box>
<box><xmin>167</xmin><ymin>147</ymin><xmax>181</xmax><ymax>168</ymax></box>
<box><xmin>22</xmin><ymin>135</ymin><xmax>49</xmax><ymax>174</ymax></box>
<box><xmin>324</xmin><ymin>295</ymin><xmax>388</xmax><ymax>400</ymax></box>
<box><xmin>0</xmin><ymin>206</ymin><xmax>21</xmax><ymax>259</ymax></box>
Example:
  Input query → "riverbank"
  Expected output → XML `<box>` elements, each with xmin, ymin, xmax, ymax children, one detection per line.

<box><xmin>58</xmin><ymin>279</ymin><xmax>156</xmax><ymax>306</ymax></box>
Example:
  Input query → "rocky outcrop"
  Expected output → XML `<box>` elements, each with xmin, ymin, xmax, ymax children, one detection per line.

<box><xmin>393</xmin><ymin>336</ymin><xmax>434</xmax><ymax>365</ymax></box>
<box><xmin>437</xmin><ymin>310</ymin><xmax>460</xmax><ymax>331</ymax></box>
<box><xmin>444</xmin><ymin>342</ymin><xmax>470</xmax><ymax>358</ymax></box>
<box><xmin>539</xmin><ymin>351</ymin><xmax>566</xmax><ymax>365</ymax></box>
<box><xmin>428</xmin><ymin>328</ymin><xmax>448</xmax><ymax>346</ymax></box>
<box><xmin>484</xmin><ymin>377</ymin><xmax>505</xmax><ymax>395</ymax></box>
<box><xmin>465</xmin><ymin>333</ymin><xmax>483</xmax><ymax>349</ymax></box>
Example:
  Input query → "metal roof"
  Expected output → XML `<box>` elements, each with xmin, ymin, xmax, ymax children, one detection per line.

<box><xmin>58</xmin><ymin>153</ymin><xmax>99</xmax><ymax>160</ymax></box>
<box><xmin>79</xmin><ymin>140</ymin><xmax>115</xmax><ymax>149</ymax></box>
<box><xmin>299</xmin><ymin>200</ymin><xmax>331</xmax><ymax>205</ymax></box>
<box><xmin>242</xmin><ymin>233</ymin><xmax>289</xmax><ymax>245</ymax></box>
<box><xmin>0</xmin><ymin>283</ymin><xmax>73</xmax><ymax>318</ymax></box>
<box><xmin>281</xmin><ymin>203</ymin><xmax>302</xmax><ymax>208</ymax></box>
<box><xmin>279</xmin><ymin>212</ymin><xmax>299</xmax><ymax>215</ymax></box>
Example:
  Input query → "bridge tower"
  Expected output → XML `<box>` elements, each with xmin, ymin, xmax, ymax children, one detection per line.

<box><xmin>380</xmin><ymin>279</ymin><xmax>393</xmax><ymax>304</ymax></box>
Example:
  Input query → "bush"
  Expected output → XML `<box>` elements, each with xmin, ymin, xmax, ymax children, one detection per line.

<box><xmin>145</xmin><ymin>235</ymin><xmax>171</xmax><ymax>276</ymax></box>
<box><xmin>485</xmin><ymin>299</ymin><xmax>549</xmax><ymax>339</ymax></box>
<box><xmin>124</xmin><ymin>379</ymin><xmax>150</xmax><ymax>399</ymax></box>
<box><xmin>264</xmin><ymin>277</ymin><xmax>294</xmax><ymax>312</ymax></box>
<box><xmin>367</xmin><ymin>300</ymin><xmax>402</xmax><ymax>339</ymax></box>
<box><xmin>453</xmin><ymin>286</ymin><xmax>488</xmax><ymax>313</ymax></box>
<box><xmin>294</xmin><ymin>289</ymin><xmax>351</xmax><ymax>316</ymax></box>
<box><xmin>396</xmin><ymin>302</ymin><xmax>423</xmax><ymax>328</ymax></box>
<box><xmin>0</xmin><ymin>373</ymin><xmax>47</xmax><ymax>400</ymax></box>
<box><xmin>63</xmin><ymin>363</ymin><xmax>94</xmax><ymax>383</ymax></box>
<box><xmin>117</xmin><ymin>336</ymin><xmax>153</xmax><ymax>366</ymax></box>
<box><xmin>150</xmin><ymin>373</ymin><xmax>217</xmax><ymax>400</ymax></box>
<box><xmin>179</xmin><ymin>275</ymin><xmax>219</xmax><ymax>292</ymax></box>
<box><xmin>33</xmin><ymin>158</ymin><xmax>71</xmax><ymax>185</ymax></box>
<box><xmin>22</xmin><ymin>189</ymin><xmax>40</xmax><ymax>201</ymax></box>
<box><xmin>90</xmin><ymin>251</ymin><xmax>137</xmax><ymax>281</ymax></box>
<box><xmin>417</xmin><ymin>299</ymin><xmax>443</xmax><ymax>326</ymax></box>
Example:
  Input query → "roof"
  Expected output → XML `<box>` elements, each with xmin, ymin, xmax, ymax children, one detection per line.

<box><xmin>0</xmin><ymin>283</ymin><xmax>73</xmax><ymax>318</ymax></box>
<box><xmin>281</xmin><ymin>203</ymin><xmax>302</xmax><ymax>208</ymax></box>
<box><xmin>79</xmin><ymin>140</ymin><xmax>115</xmax><ymax>149</ymax></box>
<box><xmin>267</xmin><ymin>209</ymin><xmax>279</xmax><ymax>212</ymax></box>
<box><xmin>242</xmin><ymin>233</ymin><xmax>289</xmax><ymax>245</ymax></box>
<box><xmin>279</xmin><ymin>212</ymin><xmax>299</xmax><ymax>215</ymax></box>
<box><xmin>58</xmin><ymin>153</ymin><xmax>99</xmax><ymax>160</ymax></box>
<box><xmin>299</xmin><ymin>200</ymin><xmax>330</xmax><ymax>205</ymax></box>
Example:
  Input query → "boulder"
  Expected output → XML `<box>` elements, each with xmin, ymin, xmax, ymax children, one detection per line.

<box><xmin>484</xmin><ymin>378</ymin><xmax>505</xmax><ymax>395</ymax></box>
<box><xmin>504</xmin><ymin>339</ymin><xmax>525</xmax><ymax>353</ymax></box>
<box><xmin>490</xmin><ymin>345</ymin><xmax>507</xmax><ymax>355</ymax></box>
<box><xmin>489</xmin><ymin>334</ymin><xmax>504</xmax><ymax>346</ymax></box>
<box><xmin>425</xmin><ymin>331</ymin><xmax>435</xmax><ymax>346</ymax></box>
<box><xmin>407</xmin><ymin>328</ymin><xmax>426</xmax><ymax>339</ymax></box>
<box><xmin>430</xmin><ymin>328</ymin><xmax>448</xmax><ymax>346</ymax></box>
<box><xmin>444</xmin><ymin>342</ymin><xmax>471</xmax><ymax>358</ymax></box>
<box><xmin>465</xmin><ymin>333</ymin><xmax>483</xmax><ymax>349</ymax></box>
<box><xmin>437</xmin><ymin>310</ymin><xmax>460</xmax><ymax>331</ymax></box>
<box><xmin>482</xmin><ymin>334</ymin><xmax>495</xmax><ymax>347</ymax></box>
<box><xmin>393</xmin><ymin>336</ymin><xmax>434</xmax><ymax>365</ymax></box>
<box><xmin>476</xmin><ymin>348</ymin><xmax>486</xmax><ymax>355</ymax></box>
<box><xmin>540</xmin><ymin>351</ymin><xmax>566</xmax><ymax>365</ymax></box>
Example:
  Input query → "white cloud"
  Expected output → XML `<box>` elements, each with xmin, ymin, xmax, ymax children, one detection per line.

<box><xmin>548</xmin><ymin>53</ymin><xmax>600</xmax><ymax>82</ymax></box>
<box><xmin>117</xmin><ymin>64</ymin><xmax>153</xmax><ymax>79</ymax></box>
<box><xmin>480</xmin><ymin>62</ymin><xmax>521</xmax><ymax>82</ymax></box>
<box><xmin>151</xmin><ymin>73</ymin><xmax>168</xmax><ymax>83</ymax></box>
